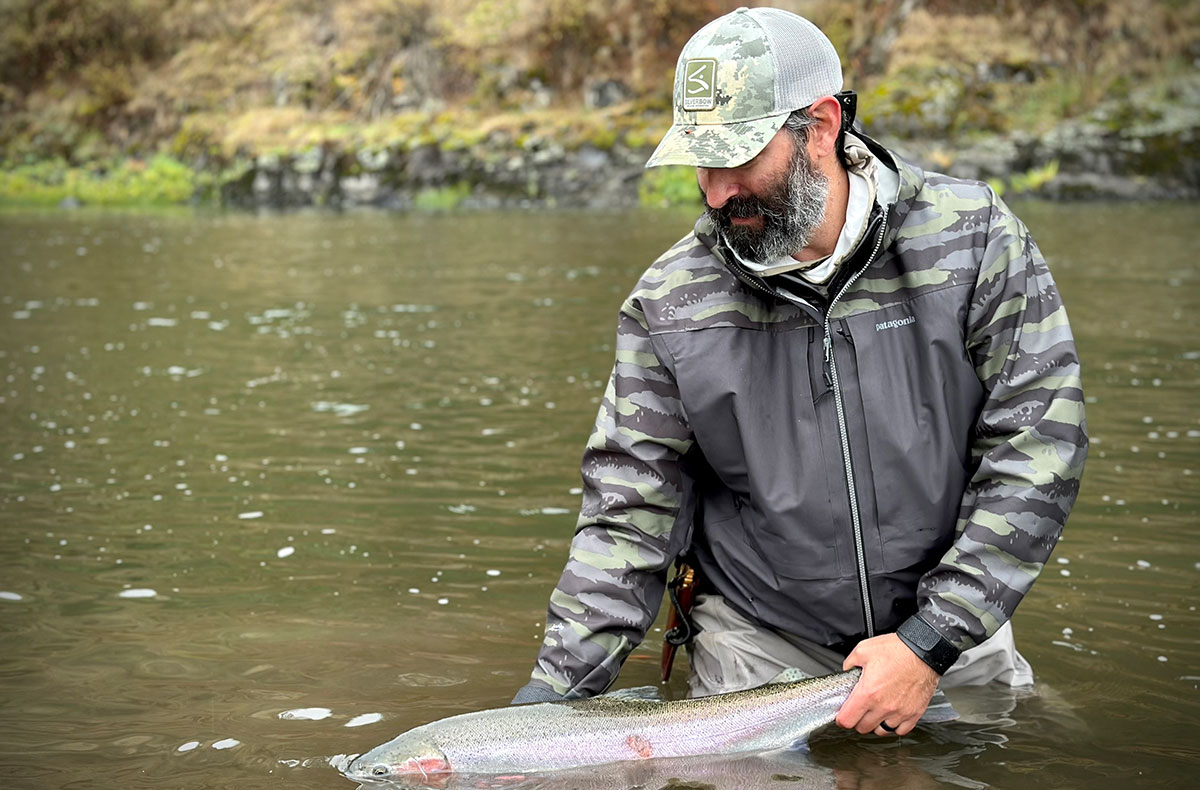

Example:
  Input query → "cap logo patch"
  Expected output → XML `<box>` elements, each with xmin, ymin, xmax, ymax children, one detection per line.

<box><xmin>682</xmin><ymin>59</ymin><xmax>717</xmax><ymax>111</ymax></box>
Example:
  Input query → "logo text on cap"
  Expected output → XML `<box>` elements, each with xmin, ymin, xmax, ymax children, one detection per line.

<box><xmin>682</xmin><ymin>59</ymin><xmax>717</xmax><ymax>111</ymax></box>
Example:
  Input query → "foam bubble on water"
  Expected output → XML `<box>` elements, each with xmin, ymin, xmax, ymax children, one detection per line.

<box><xmin>279</xmin><ymin>707</ymin><xmax>332</xmax><ymax>721</ymax></box>
<box><xmin>212</xmin><ymin>738</ymin><xmax>240</xmax><ymax>750</ymax></box>
<box><xmin>277</xmin><ymin>546</ymin><xmax>295</xmax><ymax>559</ymax></box>
<box><xmin>327</xmin><ymin>754</ymin><xmax>357</xmax><ymax>772</ymax></box>
<box><xmin>119</xmin><ymin>588</ymin><xmax>157</xmax><ymax>599</ymax></box>
<box><xmin>239</xmin><ymin>511</ymin><xmax>264</xmax><ymax>520</ymax></box>
<box><xmin>0</xmin><ymin>591</ymin><xmax>23</xmax><ymax>601</ymax></box>
<box><xmin>345</xmin><ymin>713</ymin><xmax>383</xmax><ymax>728</ymax></box>
<box><xmin>177</xmin><ymin>741</ymin><xmax>200</xmax><ymax>753</ymax></box>
<box><xmin>313</xmin><ymin>401</ymin><xmax>369</xmax><ymax>417</ymax></box>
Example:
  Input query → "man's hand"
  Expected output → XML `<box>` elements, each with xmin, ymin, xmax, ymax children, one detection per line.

<box><xmin>835</xmin><ymin>633</ymin><xmax>939</xmax><ymax>737</ymax></box>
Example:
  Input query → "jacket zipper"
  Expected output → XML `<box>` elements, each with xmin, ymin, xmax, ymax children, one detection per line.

<box><xmin>823</xmin><ymin>215</ymin><xmax>888</xmax><ymax>639</ymax></box>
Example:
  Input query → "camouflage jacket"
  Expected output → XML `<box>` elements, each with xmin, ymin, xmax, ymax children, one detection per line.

<box><xmin>518</xmin><ymin>139</ymin><xmax>1087</xmax><ymax>700</ymax></box>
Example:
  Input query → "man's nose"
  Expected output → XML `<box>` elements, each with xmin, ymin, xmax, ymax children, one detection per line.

<box><xmin>697</xmin><ymin>167</ymin><xmax>741</xmax><ymax>209</ymax></box>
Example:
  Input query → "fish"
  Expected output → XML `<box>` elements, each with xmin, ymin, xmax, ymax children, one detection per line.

<box><xmin>343</xmin><ymin>668</ymin><xmax>956</xmax><ymax>787</ymax></box>
<box><xmin>347</xmin><ymin>749</ymin><xmax>838</xmax><ymax>790</ymax></box>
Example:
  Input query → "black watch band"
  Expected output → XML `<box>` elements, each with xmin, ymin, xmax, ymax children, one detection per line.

<box><xmin>896</xmin><ymin>615</ymin><xmax>961</xmax><ymax>676</ymax></box>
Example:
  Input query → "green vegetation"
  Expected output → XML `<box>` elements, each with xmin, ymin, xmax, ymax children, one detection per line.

<box><xmin>0</xmin><ymin>155</ymin><xmax>197</xmax><ymax>206</ymax></box>
<box><xmin>1</xmin><ymin>0</ymin><xmax>1195</xmax><ymax>204</ymax></box>
<box><xmin>638</xmin><ymin>166</ymin><xmax>701</xmax><ymax>208</ymax></box>
<box><xmin>413</xmin><ymin>182</ymin><xmax>472</xmax><ymax>211</ymax></box>
<box><xmin>988</xmin><ymin>159</ymin><xmax>1061</xmax><ymax>199</ymax></box>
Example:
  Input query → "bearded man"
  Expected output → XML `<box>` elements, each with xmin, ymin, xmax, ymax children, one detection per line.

<box><xmin>513</xmin><ymin>7</ymin><xmax>1088</xmax><ymax>738</ymax></box>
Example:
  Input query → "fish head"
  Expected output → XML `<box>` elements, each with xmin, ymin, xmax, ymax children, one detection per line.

<box><xmin>344</xmin><ymin>736</ymin><xmax>451</xmax><ymax>786</ymax></box>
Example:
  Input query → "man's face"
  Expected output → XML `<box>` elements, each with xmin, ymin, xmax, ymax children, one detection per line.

<box><xmin>699</xmin><ymin>130</ymin><xmax>829</xmax><ymax>265</ymax></box>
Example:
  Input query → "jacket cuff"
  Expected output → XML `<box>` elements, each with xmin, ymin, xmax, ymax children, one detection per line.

<box><xmin>896</xmin><ymin>614</ymin><xmax>961</xmax><ymax>676</ymax></box>
<box><xmin>511</xmin><ymin>682</ymin><xmax>565</xmax><ymax>705</ymax></box>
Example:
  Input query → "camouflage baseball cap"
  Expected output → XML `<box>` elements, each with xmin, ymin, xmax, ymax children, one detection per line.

<box><xmin>645</xmin><ymin>7</ymin><xmax>843</xmax><ymax>169</ymax></box>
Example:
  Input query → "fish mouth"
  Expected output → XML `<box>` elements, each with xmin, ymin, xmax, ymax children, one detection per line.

<box><xmin>345</xmin><ymin>755</ymin><xmax>452</xmax><ymax>786</ymax></box>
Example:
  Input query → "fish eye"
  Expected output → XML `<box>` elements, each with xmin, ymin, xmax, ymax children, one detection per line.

<box><xmin>371</xmin><ymin>764</ymin><xmax>389</xmax><ymax>777</ymax></box>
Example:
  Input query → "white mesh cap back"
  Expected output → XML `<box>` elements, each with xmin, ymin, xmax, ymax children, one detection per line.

<box><xmin>749</xmin><ymin>7</ymin><xmax>843</xmax><ymax>113</ymax></box>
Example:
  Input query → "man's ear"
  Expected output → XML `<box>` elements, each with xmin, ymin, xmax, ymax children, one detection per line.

<box><xmin>806</xmin><ymin>96</ymin><xmax>843</xmax><ymax>162</ymax></box>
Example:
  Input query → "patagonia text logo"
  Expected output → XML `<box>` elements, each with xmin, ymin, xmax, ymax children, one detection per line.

<box><xmin>875</xmin><ymin>316</ymin><xmax>916</xmax><ymax>332</ymax></box>
<box><xmin>682</xmin><ymin>59</ymin><xmax>717</xmax><ymax>111</ymax></box>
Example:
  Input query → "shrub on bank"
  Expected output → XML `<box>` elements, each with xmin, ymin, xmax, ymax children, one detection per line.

<box><xmin>638</xmin><ymin>166</ymin><xmax>700</xmax><ymax>208</ymax></box>
<box><xmin>0</xmin><ymin>155</ymin><xmax>196</xmax><ymax>206</ymax></box>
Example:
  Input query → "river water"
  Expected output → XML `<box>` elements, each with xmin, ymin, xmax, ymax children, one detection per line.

<box><xmin>0</xmin><ymin>202</ymin><xmax>1197</xmax><ymax>790</ymax></box>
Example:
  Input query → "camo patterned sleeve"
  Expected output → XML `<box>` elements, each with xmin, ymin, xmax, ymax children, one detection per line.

<box><xmin>912</xmin><ymin>189</ymin><xmax>1088</xmax><ymax>655</ymax></box>
<box><xmin>521</xmin><ymin>280</ymin><xmax>695</xmax><ymax>700</ymax></box>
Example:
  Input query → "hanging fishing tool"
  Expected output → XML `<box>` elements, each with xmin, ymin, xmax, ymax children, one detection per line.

<box><xmin>661</xmin><ymin>562</ymin><xmax>699</xmax><ymax>682</ymax></box>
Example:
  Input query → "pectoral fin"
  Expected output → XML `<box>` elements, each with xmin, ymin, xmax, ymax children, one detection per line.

<box><xmin>919</xmin><ymin>689</ymin><xmax>959</xmax><ymax>723</ymax></box>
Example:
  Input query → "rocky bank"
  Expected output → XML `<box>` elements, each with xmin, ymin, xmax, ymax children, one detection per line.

<box><xmin>220</xmin><ymin>108</ymin><xmax>1200</xmax><ymax>211</ymax></box>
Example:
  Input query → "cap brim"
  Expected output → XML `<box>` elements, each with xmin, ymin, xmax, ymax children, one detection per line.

<box><xmin>644</xmin><ymin>113</ymin><xmax>790</xmax><ymax>169</ymax></box>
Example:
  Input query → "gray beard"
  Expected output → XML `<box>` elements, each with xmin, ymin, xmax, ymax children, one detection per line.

<box><xmin>712</xmin><ymin>146</ymin><xmax>830</xmax><ymax>266</ymax></box>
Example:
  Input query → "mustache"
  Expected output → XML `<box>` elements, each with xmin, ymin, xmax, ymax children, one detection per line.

<box><xmin>703</xmin><ymin>192</ymin><xmax>788</xmax><ymax>226</ymax></box>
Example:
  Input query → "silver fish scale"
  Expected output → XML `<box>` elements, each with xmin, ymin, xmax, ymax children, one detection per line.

<box><xmin>355</xmin><ymin>670</ymin><xmax>860</xmax><ymax>777</ymax></box>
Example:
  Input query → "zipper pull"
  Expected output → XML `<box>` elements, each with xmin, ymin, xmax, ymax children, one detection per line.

<box><xmin>822</xmin><ymin>332</ymin><xmax>833</xmax><ymax>388</ymax></box>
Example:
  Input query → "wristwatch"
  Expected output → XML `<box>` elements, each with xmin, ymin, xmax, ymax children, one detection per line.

<box><xmin>896</xmin><ymin>614</ymin><xmax>961</xmax><ymax>676</ymax></box>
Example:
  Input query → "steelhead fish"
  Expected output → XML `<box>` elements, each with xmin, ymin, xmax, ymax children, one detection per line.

<box><xmin>344</xmin><ymin>668</ymin><xmax>952</xmax><ymax>786</ymax></box>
